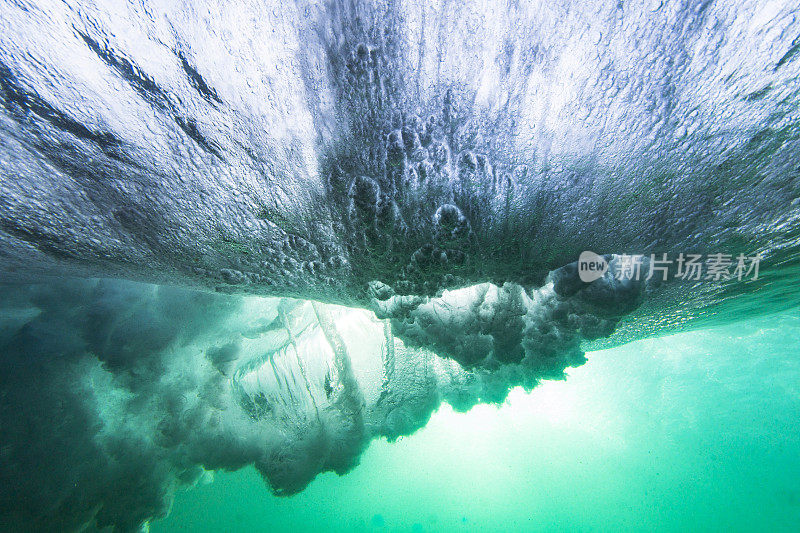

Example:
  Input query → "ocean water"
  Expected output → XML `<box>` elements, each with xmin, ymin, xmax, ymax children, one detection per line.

<box><xmin>152</xmin><ymin>310</ymin><xmax>800</xmax><ymax>533</ymax></box>
<box><xmin>2</xmin><ymin>0</ymin><xmax>800</xmax><ymax>531</ymax></box>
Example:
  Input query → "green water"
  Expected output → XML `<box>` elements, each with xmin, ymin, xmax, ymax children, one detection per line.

<box><xmin>152</xmin><ymin>310</ymin><xmax>800</xmax><ymax>532</ymax></box>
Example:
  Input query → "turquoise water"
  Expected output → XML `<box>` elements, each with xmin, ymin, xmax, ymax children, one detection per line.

<box><xmin>2</xmin><ymin>1</ymin><xmax>800</xmax><ymax>530</ymax></box>
<box><xmin>153</xmin><ymin>310</ymin><xmax>800</xmax><ymax>532</ymax></box>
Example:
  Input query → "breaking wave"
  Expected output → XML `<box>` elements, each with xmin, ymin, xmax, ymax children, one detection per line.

<box><xmin>1</xmin><ymin>0</ymin><xmax>800</xmax><ymax>530</ymax></box>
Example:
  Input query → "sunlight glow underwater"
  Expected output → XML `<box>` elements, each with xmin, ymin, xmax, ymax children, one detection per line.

<box><xmin>154</xmin><ymin>310</ymin><xmax>800</xmax><ymax>533</ymax></box>
<box><xmin>2</xmin><ymin>0</ymin><xmax>800</xmax><ymax>530</ymax></box>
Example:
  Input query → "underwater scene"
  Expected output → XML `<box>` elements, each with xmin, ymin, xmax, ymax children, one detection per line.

<box><xmin>0</xmin><ymin>0</ymin><xmax>799</xmax><ymax>531</ymax></box>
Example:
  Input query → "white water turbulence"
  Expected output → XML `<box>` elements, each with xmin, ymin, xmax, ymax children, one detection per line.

<box><xmin>0</xmin><ymin>0</ymin><xmax>799</xmax><ymax>531</ymax></box>
<box><xmin>0</xmin><ymin>280</ymin><xmax>552</xmax><ymax>530</ymax></box>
